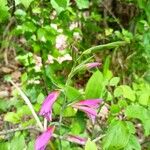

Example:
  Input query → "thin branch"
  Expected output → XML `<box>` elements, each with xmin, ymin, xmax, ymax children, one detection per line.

<box><xmin>0</xmin><ymin>126</ymin><xmax>39</xmax><ymax>136</ymax></box>
<box><xmin>92</xmin><ymin>134</ymin><xmax>106</xmax><ymax>142</ymax></box>
<box><xmin>101</xmin><ymin>1</ymin><xmax>124</xmax><ymax>29</ymax></box>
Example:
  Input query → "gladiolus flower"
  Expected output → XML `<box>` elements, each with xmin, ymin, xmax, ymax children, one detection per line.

<box><xmin>39</xmin><ymin>91</ymin><xmax>60</xmax><ymax>121</ymax></box>
<box><xmin>35</xmin><ymin>126</ymin><xmax>55</xmax><ymax>150</ymax></box>
<box><xmin>86</xmin><ymin>62</ymin><xmax>101</xmax><ymax>69</ymax></box>
<box><xmin>72</xmin><ymin>99</ymin><xmax>102</xmax><ymax>124</ymax></box>
<box><xmin>67</xmin><ymin>135</ymin><xmax>87</xmax><ymax>145</ymax></box>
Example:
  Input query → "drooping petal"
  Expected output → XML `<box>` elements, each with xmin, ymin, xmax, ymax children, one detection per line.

<box><xmin>86</xmin><ymin>62</ymin><xmax>101</xmax><ymax>69</ymax></box>
<box><xmin>39</xmin><ymin>91</ymin><xmax>60</xmax><ymax>121</ymax></box>
<box><xmin>87</xmin><ymin>113</ymin><xmax>96</xmax><ymax>124</ymax></box>
<box><xmin>73</xmin><ymin>105</ymin><xmax>97</xmax><ymax>123</ymax></box>
<box><xmin>74</xmin><ymin>99</ymin><xmax>102</xmax><ymax>108</ymax></box>
<box><xmin>67</xmin><ymin>135</ymin><xmax>87</xmax><ymax>145</ymax></box>
<box><xmin>35</xmin><ymin>126</ymin><xmax>55</xmax><ymax>150</ymax></box>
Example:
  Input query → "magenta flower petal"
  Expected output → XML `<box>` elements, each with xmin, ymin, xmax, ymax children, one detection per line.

<box><xmin>67</xmin><ymin>135</ymin><xmax>87</xmax><ymax>145</ymax></box>
<box><xmin>73</xmin><ymin>105</ymin><xmax>97</xmax><ymax>123</ymax></box>
<box><xmin>87</xmin><ymin>113</ymin><xmax>96</xmax><ymax>124</ymax></box>
<box><xmin>39</xmin><ymin>91</ymin><xmax>60</xmax><ymax>121</ymax></box>
<box><xmin>72</xmin><ymin>99</ymin><xmax>102</xmax><ymax>124</ymax></box>
<box><xmin>74</xmin><ymin>99</ymin><xmax>102</xmax><ymax>108</ymax></box>
<box><xmin>35</xmin><ymin>126</ymin><xmax>55</xmax><ymax>150</ymax></box>
<box><xmin>86</xmin><ymin>62</ymin><xmax>101</xmax><ymax>69</ymax></box>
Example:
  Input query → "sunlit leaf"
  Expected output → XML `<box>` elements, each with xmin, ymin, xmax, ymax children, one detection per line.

<box><xmin>85</xmin><ymin>139</ymin><xmax>97</xmax><ymax>150</ymax></box>
<box><xmin>76</xmin><ymin>0</ymin><xmax>89</xmax><ymax>9</ymax></box>
<box><xmin>85</xmin><ymin>70</ymin><xmax>104</xmax><ymax>99</ymax></box>
<box><xmin>51</xmin><ymin>0</ymin><xmax>69</xmax><ymax>14</ymax></box>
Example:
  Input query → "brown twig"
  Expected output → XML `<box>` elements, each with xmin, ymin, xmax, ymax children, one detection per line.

<box><xmin>101</xmin><ymin>1</ymin><xmax>124</xmax><ymax>30</ymax></box>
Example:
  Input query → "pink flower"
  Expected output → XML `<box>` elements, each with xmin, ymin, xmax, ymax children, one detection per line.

<box><xmin>55</xmin><ymin>34</ymin><xmax>67</xmax><ymax>50</ymax></box>
<box><xmin>35</xmin><ymin>126</ymin><xmax>55</xmax><ymax>150</ymax></box>
<box><xmin>67</xmin><ymin>135</ymin><xmax>87</xmax><ymax>145</ymax></box>
<box><xmin>72</xmin><ymin>99</ymin><xmax>102</xmax><ymax>124</ymax></box>
<box><xmin>86</xmin><ymin>62</ymin><xmax>101</xmax><ymax>69</ymax></box>
<box><xmin>39</xmin><ymin>91</ymin><xmax>60</xmax><ymax>121</ymax></box>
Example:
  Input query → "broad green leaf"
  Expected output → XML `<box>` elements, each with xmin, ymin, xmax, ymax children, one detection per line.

<box><xmin>9</xmin><ymin>133</ymin><xmax>26</xmax><ymax>150</ymax></box>
<box><xmin>51</xmin><ymin>0</ymin><xmax>69</xmax><ymax>14</ymax></box>
<box><xmin>110</xmin><ymin>104</ymin><xmax>120</xmax><ymax>114</ymax></box>
<box><xmin>63</xmin><ymin>106</ymin><xmax>76</xmax><ymax>117</ymax></box>
<box><xmin>0</xmin><ymin>99</ymin><xmax>9</xmax><ymax>112</ymax></box>
<box><xmin>85</xmin><ymin>70</ymin><xmax>104</xmax><ymax>99</ymax></box>
<box><xmin>14</xmin><ymin>9</ymin><xmax>26</xmax><ymax>17</ymax></box>
<box><xmin>126</xmin><ymin>121</ymin><xmax>136</xmax><ymax>134</ymax></box>
<box><xmin>65</xmin><ymin>86</ymin><xmax>83</xmax><ymax>102</ymax></box>
<box><xmin>138</xmin><ymin>91</ymin><xmax>150</xmax><ymax>106</ymax></box>
<box><xmin>0</xmin><ymin>142</ymin><xmax>8</xmax><ymax>150</ymax></box>
<box><xmin>114</xmin><ymin>85</ymin><xmax>136</xmax><ymax>101</ymax></box>
<box><xmin>71</xmin><ymin>113</ymin><xmax>86</xmax><ymax>134</ymax></box>
<box><xmin>0</xmin><ymin>0</ymin><xmax>9</xmax><ymax>22</ymax></box>
<box><xmin>21</xmin><ymin>0</ymin><xmax>34</xmax><ymax>9</ymax></box>
<box><xmin>124</xmin><ymin>135</ymin><xmax>141</xmax><ymax>150</ymax></box>
<box><xmin>109</xmin><ymin>77</ymin><xmax>120</xmax><ymax>86</ymax></box>
<box><xmin>85</xmin><ymin>139</ymin><xmax>97</xmax><ymax>150</ymax></box>
<box><xmin>143</xmin><ymin>120</ymin><xmax>150</xmax><ymax>136</ymax></box>
<box><xmin>17</xmin><ymin>105</ymin><xmax>31</xmax><ymax>116</ymax></box>
<box><xmin>125</xmin><ymin>104</ymin><xmax>150</xmax><ymax>136</ymax></box>
<box><xmin>4</xmin><ymin>112</ymin><xmax>21</xmax><ymax>124</ymax></box>
<box><xmin>37</xmin><ymin>28</ymin><xmax>47</xmax><ymax>42</ymax></box>
<box><xmin>103</xmin><ymin>121</ymin><xmax>130</xmax><ymax>149</ymax></box>
<box><xmin>22</xmin><ymin>21</ymin><xmax>36</xmax><ymax>33</ymax></box>
<box><xmin>76</xmin><ymin>0</ymin><xmax>90</xmax><ymax>10</ymax></box>
<box><xmin>27</xmin><ymin>140</ymin><xmax>35</xmax><ymax>150</ymax></box>
<box><xmin>106</xmin><ymin>91</ymin><xmax>113</xmax><ymax>101</ymax></box>
<box><xmin>137</xmin><ymin>0</ymin><xmax>145</xmax><ymax>9</ymax></box>
<box><xmin>37</xmin><ymin>93</ymin><xmax>45</xmax><ymax>104</ymax></box>
<box><xmin>125</xmin><ymin>104</ymin><xmax>150</xmax><ymax>123</ymax></box>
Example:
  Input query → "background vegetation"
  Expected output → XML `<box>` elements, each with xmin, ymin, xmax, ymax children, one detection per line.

<box><xmin>0</xmin><ymin>0</ymin><xmax>150</xmax><ymax>149</ymax></box>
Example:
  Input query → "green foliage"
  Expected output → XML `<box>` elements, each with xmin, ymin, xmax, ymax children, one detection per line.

<box><xmin>103</xmin><ymin>121</ymin><xmax>131</xmax><ymax>149</ymax></box>
<box><xmin>76</xmin><ymin>0</ymin><xmax>90</xmax><ymax>10</ymax></box>
<box><xmin>0</xmin><ymin>0</ymin><xmax>150</xmax><ymax>149</ymax></box>
<box><xmin>125</xmin><ymin>135</ymin><xmax>141</xmax><ymax>150</ymax></box>
<box><xmin>85</xmin><ymin>139</ymin><xmax>97</xmax><ymax>150</ymax></box>
<box><xmin>65</xmin><ymin>86</ymin><xmax>83</xmax><ymax>102</ymax></box>
<box><xmin>114</xmin><ymin>85</ymin><xmax>136</xmax><ymax>101</ymax></box>
<box><xmin>0</xmin><ymin>0</ymin><xmax>9</xmax><ymax>22</ymax></box>
<box><xmin>85</xmin><ymin>70</ymin><xmax>104</xmax><ymax>99</ymax></box>
<box><xmin>51</xmin><ymin>0</ymin><xmax>70</xmax><ymax>14</ymax></box>
<box><xmin>21</xmin><ymin>0</ymin><xmax>34</xmax><ymax>9</ymax></box>
<box><xmin>4</xmin><ymin>112</ymin><xmax>21</xmax><ymax>124</ymax></box>
<box><xmin>9</xmin><ymin>133</ymin><xmax>26</xmax><ymax>150</ymax></box>
<box><xmin>125</xmin><ymin>104</ymin><xmax>150</xmax><ymax>136</ymax></box>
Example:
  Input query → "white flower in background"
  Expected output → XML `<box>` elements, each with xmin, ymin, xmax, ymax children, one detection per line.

<box><xmin>28</xmin><ymin>80</ymin><xmax>40</xmax><ymax>84</ymax></box>
<box><xmin>69</xmin><ymin>22</ymin><xmax>78</xmax><ymax>30</ymax></box>
<box><xmin>57</xmin><ymin>54</ymin><xmax>72</xmax><ymax>64</ymax></box>
<box><xmin>34</xmin><ymin>55</ymin><xmax>42</xmax><ymax>72</ymax></box>
<box><xmin>73</xmin><ymin>32</ymin><xmax>82</xmax><ymax>41</ymax></box>
<box><xmin>57</xmin><ymin>29</ymin><xmax>63</xmax><ymax>33</ymax></box>
<box><xmin>55</xmin><ymin>34</ymin><xmax>67</xmax><ymax>51</ymax></box>
<box><xmin>50</xmin><ymin>10</ymin><xmax>57</xmax><ymax>20</ymax></box>
<box><xmin>50</xmin><ymin>23</ymin><xmax>57</xmax><ymax>30</ymax></box>
<box><xmin>46</xmin><ymin>55</ymin><xmax>54</xmax><ymax>64</ymax></box>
